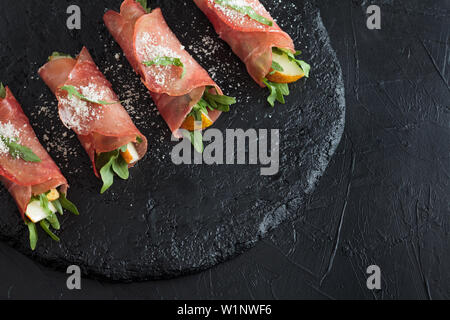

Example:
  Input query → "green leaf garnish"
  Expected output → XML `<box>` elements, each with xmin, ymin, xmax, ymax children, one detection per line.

<box><xmin>0</xmin><ymin>82</ymin><xmax>5</xmax><ymax>99</ymax></box>
<box><xmin>96</xmin><ymin>145</ymin><xmax>132</xmax><ymax>194</ymax></box>
<box><xmin>142</xmin><ymin>57</ymin><xmax>185</xmax><ymax>78</ymax></box>
<box><xmin>60</xmin><ymin>85</ymin><xmax>118</xmax><ymax>105</ymax></box>
<box><xmin>0</xmin><ymin>136</ymin><xmax>41</xmax><ymax>162</ymax></box>
<box><xmin>25</xmin><ymin>221</ymin><xmax>38</xmax><ymax>251</ymax></box>
<box><xmin>48</xmin><ymin>52</ymin><xmax>73</xmax><ymax>61</ymax></box>
<box><xmin>39</xmin><ymin>220</ymin><xmax>60</xmax><ymax>242</ymax></box>
<box><xmin>137</xmin><ymin>0</ymin><xmax>151</xmax><ymax>13</ymax></box>
<box><xmin>214</xmin><ymin>0</ymin><xmax>273</xmax><ymax>26</ymax></box>
<box><xmin>136</xmin><ymin>136</ymin><xmax>143</xmax><ymax>144</ymax></box>
<box><xmin>272</xmin><ymin>47</ymin><xmax>310</xmax><ymax>78</ymax></box>
<box><xmin>263</xmin><ymin>78</ymin><xmax>289</xmax><ymax>107</ymax></box>
<box><xmin>59</xmin><ymin>193</ymin><xmax>80</xmax><ymax>216</ymax></box>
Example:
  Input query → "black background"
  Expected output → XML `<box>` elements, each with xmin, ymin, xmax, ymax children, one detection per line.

<box><xmin>1</xmin><ymin>0</ymin><xmax>449</xmax><ymax>299</ymax></box>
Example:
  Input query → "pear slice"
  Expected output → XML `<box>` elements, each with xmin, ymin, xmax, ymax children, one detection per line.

<box><xmin>266</xmin><ymin>51</ymin><xmax>305</xmax><ymax>84</ymax></box>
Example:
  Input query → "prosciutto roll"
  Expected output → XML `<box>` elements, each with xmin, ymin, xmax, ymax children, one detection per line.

<box><xmin>0</xmin><ymin>84</ymin><xmax>78</xmax><ymax>249</ymax></box>
<box><xmin>194</xmin><ymin>0</ymin><xmax>310</xmax><ymax>106</ymax></box>
<box><xmin>39</xmin><ymin>47</ymin><xmax>148</xmax><ymax>193</ymax></box>
<box><xmin>103</xmin><ymin>0</ymin><xmax>235</xmax><ymax>140</ymax></box>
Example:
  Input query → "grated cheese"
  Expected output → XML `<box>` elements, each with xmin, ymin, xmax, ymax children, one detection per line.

<box><xmin>58</xmin><ymin>95</ymin><xmax>101</xmax><ymax>133</ymax></box>
<box><xmin>80</xmin><ymin>83</ymin><xmax>109</xmax><ymax>102</ymax></box>
<box><xmin>0</xmin><ymin>121</ymin><xmax>20</xmax><ymax>156</ymax></box>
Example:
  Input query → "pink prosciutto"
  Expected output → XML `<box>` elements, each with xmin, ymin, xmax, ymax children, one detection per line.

<box><xmin>0</xmin><ymin>87</ymin><xmax>68</xmax><ymax>217</ymax></box>
<box><xmin>38</xmin><ymin>47</ymin><xmax>148</xmax><ymax>177</ymax></box>
<box><xmin>103</xmin><ymin>0</ymin><xmax>223</xmax><ymax>137</ymax></box>
<box><xmin>193</xmin><ymin>0</ymin><xmax>295</xmax><ymax>86</ymax></box>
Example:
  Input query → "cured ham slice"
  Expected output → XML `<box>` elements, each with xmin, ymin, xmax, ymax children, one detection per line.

<box><xmin>193</xmin><ymin>0</ymin><xmax>295</xmax><ymax>86</ymax></box>
<box><xmin>39</xmin><ymin>47</ymin><xmax>148</xmax><ymax>177</ymax></box>
<box><xmin>104</xmin><ymin>0</ymin><xmax>224</xmax><ymax>137</ymax></box>
<box><xmin>0</xmin><ymin>87</ymin><xmax>68</xmax><ymax>217</ymax></box>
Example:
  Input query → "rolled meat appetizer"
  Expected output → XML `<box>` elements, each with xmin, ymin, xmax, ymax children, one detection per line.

<box><xmin>39</xmin><ymin>47</ymin><xmax>148</xmax><ymax>194</ymax></box>
<box><xmin>104</xmin><ymin>0</ymin><xmax>236</xmax><ymax>151</ymax></box>
<box><xmin>0</xmin><ymin>83</ymin><xmax>79</xmax><ymax>250</ymax></box>
<box><xmin>194</xmin><ymin>0</ymin><xmax>311</xmax><ymax>107</ymax></box>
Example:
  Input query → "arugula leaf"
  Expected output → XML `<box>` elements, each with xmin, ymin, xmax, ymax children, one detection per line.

<box><xmin>96</xmin><ymin>145</ymin><xmax>131</xmax><ymax>193</ymax></box>
<box><xmin>263</xmin><ymin>78</ymin><xmax>289</xmax><ymax>107</ymax></box>
<box><xmin>182</xmin><ymin>88</ymin><xmax>236</xmax><ymax>152</ymax></box>
<box><xmin>39</xmin><ymin>220</ymin><xmax>60</xmax><ymax>242</ymax></box>
<box><xmin>48</xmin><ymin>52</ymin><xmax>73</xmax><ymax>61</ymax></box>
<box><xmin>112</xmin><ymin>155</ymin><xmax>130</xmax><ymax>180</ymax></box>
<box><xmin>59</xmin><ymin>193</ymin><xmax>80</xmax><ymax>216</ymax></box>
<box><xmin>142</xmin><ymin>57</ymin><xmax>185</xmax><ymax>78</ymax></box>
<box><xmin>38</xmin><ymin>194</ymin><xmax>53</xmax><ymax>216</ymax></box>
<box><xmin>297</xmin><ymin>60</ymin><xmax>311</xmax><ymax>78</ymax></box>
<box><xmin>202</xmin><ymin>87</ymin><xmax>236</xmax><ymax>113</ymax></box>
<box><xmin>25</xmin><ymin>221</ymin><xmax>38</xmax><ymax>251</ymax></box>
<box><xmin>137</xmin><ymin>0</ymin><xmax>151</xmax><ymax>13</ymax></box>
<box><xmin>39</xmin><ymin>194</ymin><xmax>60</xmax><ymax>230</ymax></box>
<box><xmin>182</xmin><ymin>130</ymin><xmax>204</xmax><ymax>154</ymax></box>
<box><xmin>52</xmin><ymin>199</ymin><xmax>64</xmax><ymax>215</ymax></box>
<box><xmin>214</xmin><ymin>0</ymin><xmax>273</xmax><ymax>26</ymax></box>
<box><xmin>60</xmin><ymin>85</ymin><xmax>118</xmax><ymax>106</ymax></box>
<box><xmin>97</xmin><ymin>150</ymin><xmax>119</xmax><ymax>194</ymax></box>
<box><xmin>272</xmin><ymin>47</ymin><xmax>311</xmax><ymax>78</ymax></box>
<box><xmin>136</xmin><ymin>136</ymin><xmax>143</xmax><ymax>144</ymax></box>
<box><xmin>46</xmin><ymin>211</ymin><xmax>60</xmax><ymax>230</ymax></box>
<box><xmin>0</xmin><ymin>82</ymin><xmax>5</xmax><ymax>99</ymax></box>
<box><xmin>0</xmin><ymin>136</ymin><xmax>41</xmax><ymax>162</ymax></box>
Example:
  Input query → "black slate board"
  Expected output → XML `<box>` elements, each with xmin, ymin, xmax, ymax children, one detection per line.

<box><xmin>0</xmin><ymin>0</ymin><xmax>345</xmax><ymax>280</ymax></box>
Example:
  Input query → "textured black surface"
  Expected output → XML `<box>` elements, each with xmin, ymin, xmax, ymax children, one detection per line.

<box><xmin>1</xmin><ymin>0</ymin><xmax>448</xmax><ymax>300</ymax></box>
<box><xmin>0</xmin><ymin>0</ymin><xmax>344</xmax><ymax>280</ymax></box>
